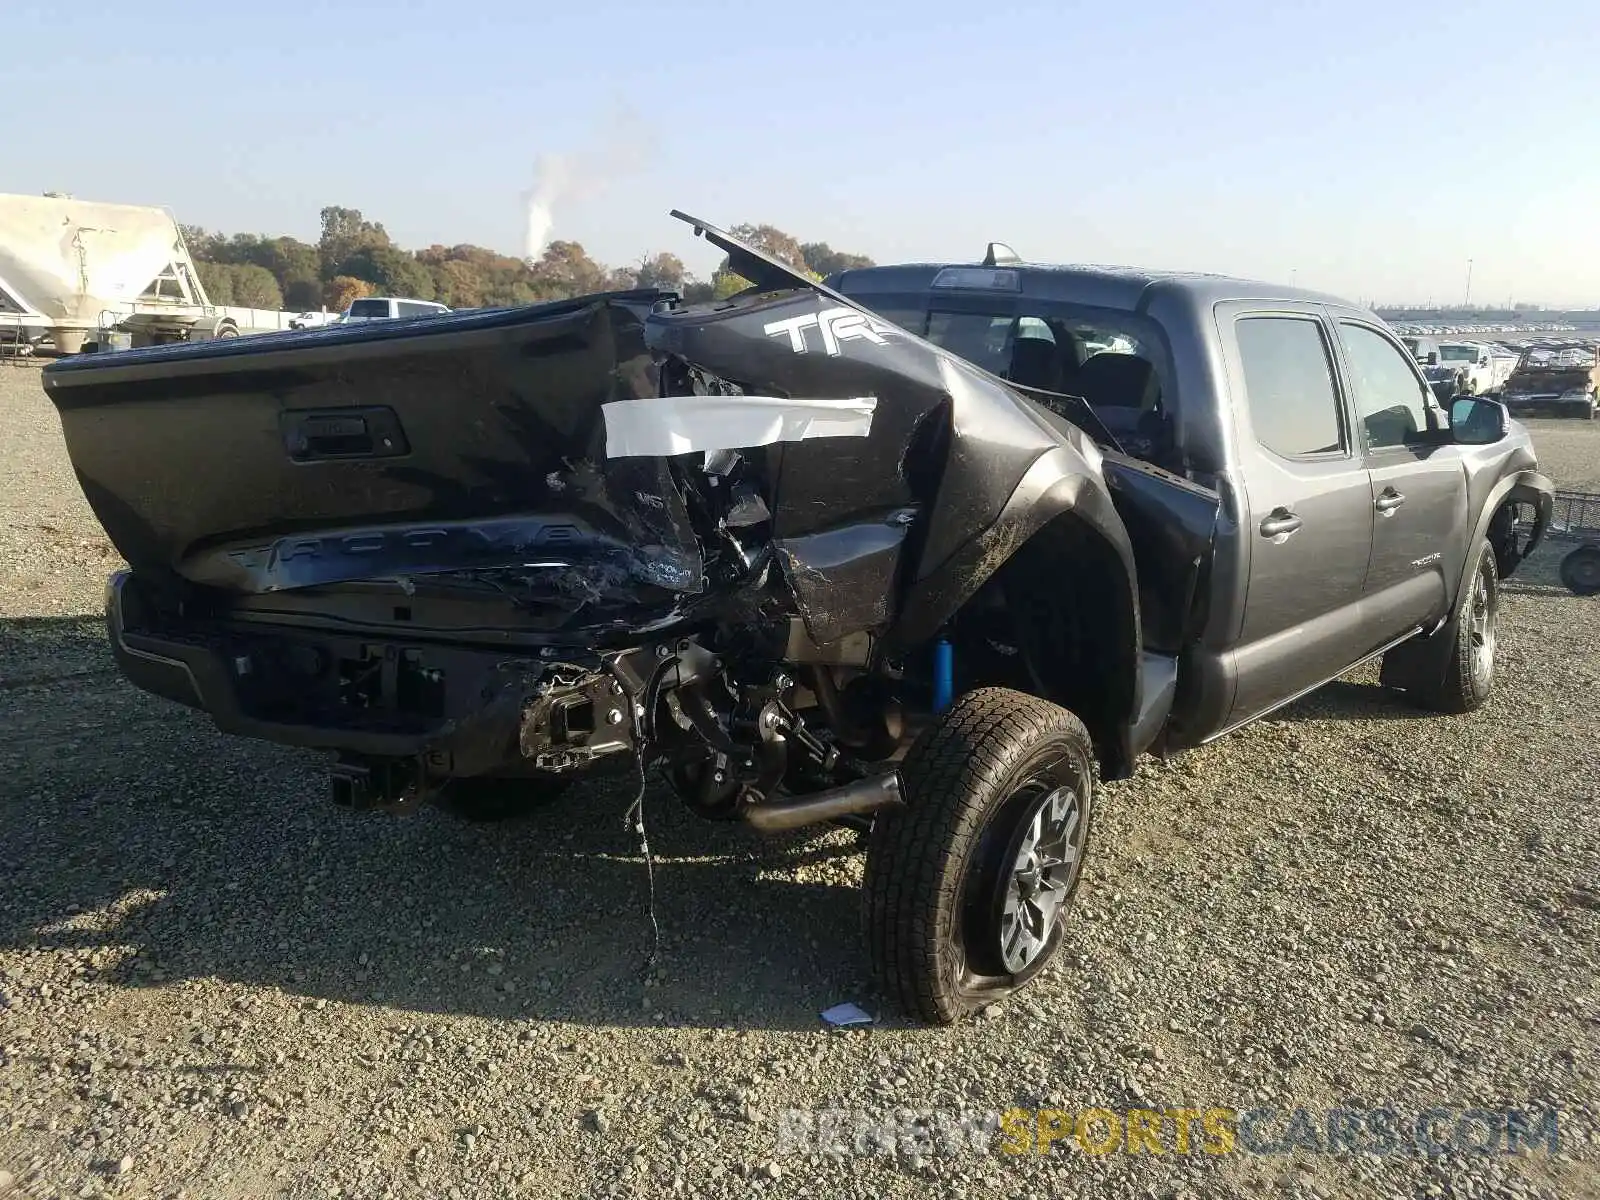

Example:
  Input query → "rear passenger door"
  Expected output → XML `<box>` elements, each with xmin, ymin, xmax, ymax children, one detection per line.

<box><xmin>1332</xmin><ymin>318</ymin><xmax>1468</xmax><ymax>638</ymax></box>
<box><xmin>1220</xmin><ymin>307</ymin><xmax>1375</xmax><ymax>725</ymax></box>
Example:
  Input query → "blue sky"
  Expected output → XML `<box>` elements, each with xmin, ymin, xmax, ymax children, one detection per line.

<box><xmin>10</xmin><ymin>0</ymin><xmax>1599</xmax><ymax>305</ymax></box>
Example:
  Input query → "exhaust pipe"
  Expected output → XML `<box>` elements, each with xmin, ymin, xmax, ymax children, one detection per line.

<box><xmin>741</xmin><ymin>772</ymin><xmax>905</xmax><ymax>834</ymax></box>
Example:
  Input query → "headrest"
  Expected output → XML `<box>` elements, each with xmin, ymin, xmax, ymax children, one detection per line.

<box><xmin>1073</xmin><ymin>352</ymin><xmax>1159</xmax><ymax>410</ymax></box>
<box><xmin>1006</xmin><ymin>337</ymin><xmax>1066</xmax><ymax>392</ymax></box>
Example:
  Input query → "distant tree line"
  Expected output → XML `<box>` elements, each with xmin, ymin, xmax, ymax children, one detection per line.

<box><xmin>181</xmin><ymin>207</ymin><xmax>875</xmax><ymax>313</ymax></box>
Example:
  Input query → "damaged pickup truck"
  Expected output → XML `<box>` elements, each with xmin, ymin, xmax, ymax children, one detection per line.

<box><xmin>42</xmin><ymin>213</ymin><xmax>1554</xmax><ymax>1025</ymax></box>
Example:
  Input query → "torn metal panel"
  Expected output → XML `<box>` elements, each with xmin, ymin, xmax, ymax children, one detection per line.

<box><xmin>43</xmin><ymin>291</ymin><xmax>708</xmax><ymax>627</ymax></box>
<box><xmin>641</xmin><ymin>284</ymin><xmax>1133</xmax><ymax>654</ymax></box>
<box><xmin>180</xmin><ymin>510</ymin><xmax>702</xmax><ymax>597</ymax></box>
<box><xmin>775</xmin><ymin>511</ymin><xmax>916</xmax><ymax>648</ymax></box>
<box><xmin>1100</xmin><ymin>454</ymin><xmax>1220</xmax><ymax>654</ymax></box>
<box><xmin>601</xmin><ymin>394</ymin><xmax>877</xmax><ymax>458</ymax></box>
<box><xmin>47</xmin><ymin>228</ymin><xmax>1143</xmax><ymax>678</ymax></box>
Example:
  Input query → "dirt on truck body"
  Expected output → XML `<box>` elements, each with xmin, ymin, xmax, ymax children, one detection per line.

<box><xmin>40</xmin><ymin>212</ymin><xmax>1553</xmax><ymax>1024</ymax></box>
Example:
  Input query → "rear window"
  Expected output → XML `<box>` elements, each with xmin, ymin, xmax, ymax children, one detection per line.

<box><xmin>846</xmin><ymin>293</ymin><xmax>1168</xmax><ymax>398</ymax></box>
<box><xmin>348</xmin><ymin>299</ymin><xmax>391</xmax><ymax>318</ymax></box>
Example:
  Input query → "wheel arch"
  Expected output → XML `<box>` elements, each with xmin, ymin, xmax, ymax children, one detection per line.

<box><xmin>888</xmin><ymin>446</ymin><xmax>1143</xmax><ymax>779</ymax></box>
<box><xmin>1475</xmin><ymin>468</ymin><xmax>1553</xmax><ymax>584</ymax></box>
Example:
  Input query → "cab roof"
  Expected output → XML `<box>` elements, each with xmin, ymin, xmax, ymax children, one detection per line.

<box><xmin>826</xmin><ymin>259</ymin><xmax>1359</xmax><ymax>315</ymax></box>
<box><xmin>666</xmin><ymin>210</ymin><xmax>1364</xmax><ymax>319</ymax></box>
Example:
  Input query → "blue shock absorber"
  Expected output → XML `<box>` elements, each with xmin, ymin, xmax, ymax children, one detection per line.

<box><xmin>932</xmin><ymin>638</ymin><xmax>955</xmax><ymax>714</ymax></box>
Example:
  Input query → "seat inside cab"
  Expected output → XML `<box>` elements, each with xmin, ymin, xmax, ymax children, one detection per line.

<box><xmin>998</xmin><ymin>318</ymin><xmax>1179</xmax><ymax>472</ymax></box>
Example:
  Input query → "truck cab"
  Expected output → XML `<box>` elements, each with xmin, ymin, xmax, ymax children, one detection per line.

<box><xmin>828</xmin><ymin>253</ymin><xmax>1552</xmax><ymax>745</ymax></box>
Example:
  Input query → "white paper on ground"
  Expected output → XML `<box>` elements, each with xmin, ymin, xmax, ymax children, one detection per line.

<box><xmin>602</xmin><ymin>394</ymin><xmax>877</xmax><ymax>459</ymax></box>
<box><xmin>819</xmin><ymin>1002</ymin><xmax>875</xmax><ymax>1028</ymax></box>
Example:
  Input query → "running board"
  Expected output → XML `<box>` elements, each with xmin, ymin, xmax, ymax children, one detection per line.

<box><xmin>1200</xmin><ymin>626</ymin><xmax>1424</xmax><ymax>745</ymax></box>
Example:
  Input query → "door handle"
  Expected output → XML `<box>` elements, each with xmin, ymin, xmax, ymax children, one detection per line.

<box><xmin>1259</xmin><ymin>508</ymin><xmax>1302</xmax><ymax>539</ymax></box>
<box><xmin>1375</xmin><ymin>489</ymin><xmax>1406</xmax><ymax>515</ymax></box>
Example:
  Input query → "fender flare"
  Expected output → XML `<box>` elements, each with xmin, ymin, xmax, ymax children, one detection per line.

<box><xmin>1462</xmin><ymin>468</ymin><xmax>1552</xmax><ymax>593</ymax></box>
<box><xmin>886</xmin><ymin>445</ymin><xmax>1143</xmax><ymax>771</ymax></box>
<box><xmin>1382</xmin><ymin>468</ymin><xmax>1553</xmax><ymax>699</ymax></box>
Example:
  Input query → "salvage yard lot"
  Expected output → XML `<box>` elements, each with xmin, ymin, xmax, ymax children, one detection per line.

<box><xmin>1</xmin><ymin>361</ymin><xmax>1596</xmax><ymax>1200</ymax></box>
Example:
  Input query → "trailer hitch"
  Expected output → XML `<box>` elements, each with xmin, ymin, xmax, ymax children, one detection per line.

<box><xmin>328</xmin><ymin>755</ymin><xmax>426</xmax><ymax>813</ymax></box>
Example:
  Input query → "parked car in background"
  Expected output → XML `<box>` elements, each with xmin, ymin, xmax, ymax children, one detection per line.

<box><xmin>288</xmin><ymin>311</ymin><xmax>341</xmax><ymax>331</ymax></box>
<box><xmin>340</xmin><ymin>297</ymin><xmax>451</xmax><ymax>324</ymax></box>
<box><xmin>1404</xmin><ymin>337</ymin><xmax>1467</xmax><ymax>403</ymax></box>
<box><xmin>1401</xmin><ymin>335</ymin><xmax>1441</xmax><ymax>364</ymax></box>
<box><xmin>1436</xmin><ymin>342</ymin><xmax>1509</xmax><ymax>395</ymax></box>
<box><xmin>1501</xmin><ymin>343</ymin><xmax>1600</xmax><ymax>419</ymax></box>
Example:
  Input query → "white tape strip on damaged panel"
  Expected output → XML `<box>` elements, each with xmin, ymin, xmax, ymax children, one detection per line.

<box><xmin>602</xmin><ymin>394</ymin><xmax>877</xmax><ymax>459</ymax></box>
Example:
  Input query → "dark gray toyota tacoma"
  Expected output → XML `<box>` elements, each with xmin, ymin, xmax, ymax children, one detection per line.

<box><xmin>42</xmin><ymin>213</ymin><xmax>1555</xmax><ymax>1025</ymax></box>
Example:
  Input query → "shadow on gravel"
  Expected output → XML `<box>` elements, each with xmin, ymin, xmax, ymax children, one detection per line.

<box><xmin>0</xmin><ymin>615</ymin><xmax>870</xmax><ymax>1032</ymax></box>
<box><xmin>1500</xmin><ymin>579</ymin><xmax>1583</xmax><ymax>599</ymax></box>
<box><xmin>1500</xmin><ymin>546</ymin><xmax>1581</xmax><ymax>597</ymax></box>
<box><xmin>0</xmin><ymin>613</ymin><xmax>114</xmax><ymax>687</ymax></box>
<box><xmin>1276</xmin><ymin>679</ymin><xmax>1422</xmax><ymax>724</ymax></box>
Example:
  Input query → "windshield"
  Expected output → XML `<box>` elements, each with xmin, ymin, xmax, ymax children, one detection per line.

<box><xmin>347</xmin><ymin>299</ymin><xmax>391</xmax><ymax>318</ymax></box>
<box><xmin>1439</xmin><ymin>345</ymin><xmax>1479</xmax><ymax>362</ymax></box>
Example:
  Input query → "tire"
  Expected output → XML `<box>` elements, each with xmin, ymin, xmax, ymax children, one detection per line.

<box><xmin>1560</xmin><ymin>545</ymin><xmax>1600</xmax><ymax>596</ymax></box>
<box><xmin>1409</xmin><ymin>538</ymin><xmax>1500</xmax><ymax>714</ymax></box>
<box><xmin>434</xmin><ymin>775</ymin><xmax>571</xmax><ymax>823</ymax></box>
<box><xmin>864</xmin><ymin>687</ymin><xmax>1095</xmax><ymax>1025</ymax></box>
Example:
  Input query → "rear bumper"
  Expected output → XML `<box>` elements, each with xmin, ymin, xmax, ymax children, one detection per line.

<box><xmin>105</xmin><ymin>571</ymin><xmax>540</xmax><ymax>771</ymax></box>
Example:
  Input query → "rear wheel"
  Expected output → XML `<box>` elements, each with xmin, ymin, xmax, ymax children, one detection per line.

<box><xmin>1560</xmin><ymin>545</ymin><xmax>1600</xmax><ymax>596</ymax></box>
<box><xmin>864</xmin><ymin>687</ymin><xmax>1094</xmax><ymax>1025</ymax></box>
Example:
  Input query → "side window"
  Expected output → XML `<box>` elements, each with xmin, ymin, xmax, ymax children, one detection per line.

<box><xmin>1337</xmin><ymin>323</ymin><xmax>1434</xmax><ymax>450</ymax></box>
<box><xmin>1235</xmin><ymin>316</ymin><xmax>1345</xmax><ymax>459</ymax></box>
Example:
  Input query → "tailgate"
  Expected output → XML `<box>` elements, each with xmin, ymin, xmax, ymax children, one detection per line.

<box><xmin>40</xmin><ymin>293</ymin><xmax>705</xmax><ymax>595</ymax></box>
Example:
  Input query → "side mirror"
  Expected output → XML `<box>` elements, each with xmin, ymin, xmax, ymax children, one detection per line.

<box><xmin>1426</xmin><ymin>352</ymin><xmax>1439</xmax><ymax>365</ymax></box>
<box><xmin>1450</xmin><ymin>395</ymin><xmax>1509</xmax><ymax>445</ymax></box>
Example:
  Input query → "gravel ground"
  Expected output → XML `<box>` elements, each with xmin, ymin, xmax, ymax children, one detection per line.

<box><xmin>1</xmin><ymin>360</ymin><xmax>1597</xmax><ymax>1200</ymax></box>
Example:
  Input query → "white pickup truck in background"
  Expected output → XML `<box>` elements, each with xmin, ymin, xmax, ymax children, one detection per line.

<box><xmin>1436</xmin><ymin>341</ymin><xmax>1515</xmax><ymax>394</ymax></box>
<box><xmin>340</xmin><ymin>297</ymin><xmax>451</xmax><ymax>323</ymax></box>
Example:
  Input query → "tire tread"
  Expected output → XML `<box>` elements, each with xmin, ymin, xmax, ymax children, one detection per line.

<box><xmin>863</xmin><ymin>687</ymin><xmax>1092</xmax><ymax>1025</ymax></box>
